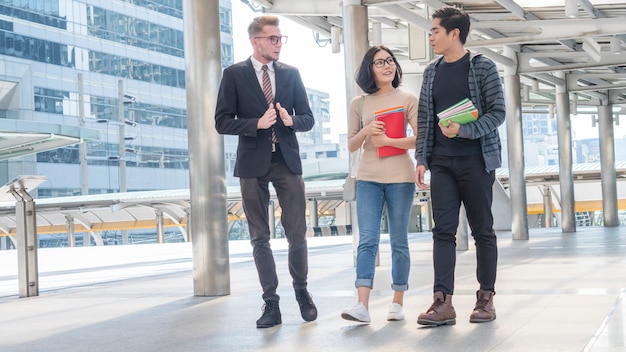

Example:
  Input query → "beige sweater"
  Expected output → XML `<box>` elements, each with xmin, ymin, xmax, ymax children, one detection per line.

<box><xmin>348</xmin><ymin>89</ymin><xmax>418</xmax><ymax>184</ymax></box>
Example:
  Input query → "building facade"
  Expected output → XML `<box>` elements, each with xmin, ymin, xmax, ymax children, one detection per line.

<box><xmin>0</xmin><ymin>0</ymin><xmax>202</xmax><ymax>196</ymax></box>
<box><xmin>0</xmin><ymin>0</ymin><xmax>340</xmax><ymax>197</ymax></box>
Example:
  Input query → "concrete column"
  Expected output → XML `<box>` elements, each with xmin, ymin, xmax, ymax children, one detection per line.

<box><xmin>78</xmin><ymin>73</ymin><xmax>88</xmax><ymax>195</ymax></box>
<box><xmin>543</xmin><ymin>186</ymin><xmax>553</xmax><ymax>228</ymax></box>
<box><xmin>118</xmin><ymin>80</ymin><xmax>127</xmax><ymax>192</ymax></box>
<box><xmin>413</xmin><ymin>191</ymin><xmax>430</xmax><ymax>232</ymax></box>
<box><xmin>65</xmin><ymin>215</ymin><xmax>76</xmax><ymax>247</ymax></box>
<box><xmin>156</xmin><ymin>209</ymin><xmax>164</xmax><ymax>243</ymax></box>
<box><xmin>185</xmin><ymin>208</ymin><xmax>190</xmax><ymax>242</ymax></box>
<box><xmin>343</xmin><ymin>0</ymin><xmax>369</xmax><ymax>267</ymax></box>
<box><xmin>409</xmin><ymin>203</ymin><xmax>422</xmax><ymax>232</ymax></box>
<box><xmin>343</xmin><ymin>1</ymin><xmax>369</xmax><ymax>101</ymax></box>
<box><xmin>11</xmin><ymin>188</ymin><xmax>38</xmax><ymax>297</ymax></box>
<box><xmin>308</xmin><ymin>199</ymin><xmax>318</xmax><ymax>228</ymax></box>
<box><xmin>503</xmin><ymin>47</ymin><xmax>529</xmax><ymax>240</ymax></box>
<box><xmin>456</xmin><ymin>204</ymin><xmax>469</xmax><ymax>251</ymax></box>
<box><xmin>598</xmin><ymin>105</ymin><xmax>619</xmax><ymax>227</ymax></box>
<box><xmin>183</xmin><ymin>0</ymin><xmax>230</xmax><ymax>296</ymax></box>
<box><xmin>555</xmin><ymin>72</ymin><xmax>576</xmax><ymax>233</ymax></box>
<box><xmin>184</xmin><ymin>208</ymin><xmax>191</xmax><ymax>242</ymax></box>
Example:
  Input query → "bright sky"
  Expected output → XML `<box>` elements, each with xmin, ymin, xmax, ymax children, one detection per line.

<box><xmin>231</xmin><ymin>1</ymin><xmax>347</xmax><ymax>142</ymax></box>
<box><xmin>571</xmin><ymin>111</ymin><xmax>626</xmax><ymax>140</ymax></box>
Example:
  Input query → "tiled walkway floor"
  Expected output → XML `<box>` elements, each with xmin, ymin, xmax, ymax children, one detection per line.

<box><xmin>0</xmin><ymin>226</ymin><xmax>624</xmax><ymax>351</ymax></box>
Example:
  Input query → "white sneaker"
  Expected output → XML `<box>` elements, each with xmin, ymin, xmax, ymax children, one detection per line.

<box><xmin>387</xmin><ymin>302</ymin><xmax>405</xmax><ymax>321</ymax></box>
<box><xmin>341</xmin><ymin>302</ymin><xmax>371</xmax><ymax>323</ymax></box>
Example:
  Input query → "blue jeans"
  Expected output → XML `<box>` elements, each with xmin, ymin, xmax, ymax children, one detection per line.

<box><xmin>355</xmin><ymin>180</ymin><xmax>415</xmax><ymax>291</ymax></box>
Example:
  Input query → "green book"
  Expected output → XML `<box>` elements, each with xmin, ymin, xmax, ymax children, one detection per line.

<box><xmin>439</xmin><ymin>109</ymin><xmax>479</xmax><ymax>127</ymax></box>
<box><xmin>437</xmin><ymin>98</ymin><xmax>472</xmax><ymax>119</ymax></box>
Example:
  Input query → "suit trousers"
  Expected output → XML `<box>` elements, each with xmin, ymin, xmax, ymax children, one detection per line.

<box><xmin>429</xmin><ymin>154</ymin><xmax>498</xmax><ymax>295</ymax></box>
<box><xmin>240</xmin><ymin>151</ymin><xmax>309</xmax><ymax>302</ymax></box>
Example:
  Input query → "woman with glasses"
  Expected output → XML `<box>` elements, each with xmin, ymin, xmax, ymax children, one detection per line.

<box><xmin>341</xmin><ymin>46</ymin><xmax>418</xmax><ymax>323</ymax></box>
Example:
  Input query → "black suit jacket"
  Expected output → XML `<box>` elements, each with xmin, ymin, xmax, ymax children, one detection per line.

<box><xmin>215</xmin><ymin>58</ymin><xmax>315</xmax><ymax>178</ymax></box>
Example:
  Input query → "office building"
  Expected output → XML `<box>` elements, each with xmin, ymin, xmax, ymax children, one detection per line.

<box><xmin>0</xmin><ymin>0</ymin><xmax>339</xmax><ymax>196</ymax></box>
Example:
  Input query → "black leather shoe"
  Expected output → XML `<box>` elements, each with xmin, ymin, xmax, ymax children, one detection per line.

<box><xmin>256</xmin><ymin>300</ymin><xmax>281</xmax><ymax>328</ymax></box>
<box><xmin>295</xmin><ymin>288</ymin><xmax>318</xmax><ymax>322</ymax></box>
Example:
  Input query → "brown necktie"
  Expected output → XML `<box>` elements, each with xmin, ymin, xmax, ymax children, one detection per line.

<box><xmin>262</xmin><ymin>65</ymin><xmax>278</xmax><ymax>145</ymax></box>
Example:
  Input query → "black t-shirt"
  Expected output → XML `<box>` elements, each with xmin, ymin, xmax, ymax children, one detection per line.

<box><xmin>432</xmin><ymin>52</ymin><xmax>481</xmax><ymax>157</ymax></box>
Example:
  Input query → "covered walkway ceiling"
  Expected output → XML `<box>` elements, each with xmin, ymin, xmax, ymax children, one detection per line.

<box><xmin>249</xmin><ymin>0</ymin><xmax>626</xmax><ymax>108</ymax></box>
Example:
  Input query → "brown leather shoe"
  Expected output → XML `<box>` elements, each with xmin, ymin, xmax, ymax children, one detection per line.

<box><xmin>417</xmin><ymin>291</ymin><xmax>456</xmax><ymax>326</ymax></box>
<box><xmin>469</xmin><ymin>290</ymin><xmax>496</xmax><ymax>323</ymax></box>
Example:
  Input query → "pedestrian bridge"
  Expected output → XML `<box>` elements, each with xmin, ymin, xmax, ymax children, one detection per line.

<box><xmin>0</xmin><ymin>162</ymin><xmax>624</xmax><ymax>248</ymax></box>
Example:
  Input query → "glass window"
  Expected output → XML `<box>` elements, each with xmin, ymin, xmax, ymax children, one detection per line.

<box><xmin>219</xmin><ymin>6</ymin><xmax>232</xmax><ymax>34</ymax></box>
<box><xmin>34</xmin><ymin>87</ymin><xmax>70</xmax><ymax>114</ymax></box>
<box><xmin>119</xmin><ymin>0</ymin><xmax>183</xmax><ymax>19</ymax></box>
<box><xmin>221</xmin><ymin>43</ymin><xmax>233</xmax><ymax>68</ymax></box>
<box><xmin>89</xmin><ymin>51</ymin><xmax>185</xmax><ymax>88</ymax></box>
<box><xmin>0</xmin><ymin>30</ymin><xmax>74</xmax><ymax>67</ymax></box>
<box><xmin>0</xmin><ymin>0</ymin><xmax>66</xmax><ymax>29</ymax></box>
<box><xmin>87</xmin><ymin>5</ymin><xmax>183</xmax><ymax>57</ymax></box>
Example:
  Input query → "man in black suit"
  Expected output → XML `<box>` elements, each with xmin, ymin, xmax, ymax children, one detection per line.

<box><xmin>215</xmin><ymin>15</ymin><xmax>317</xmax><ymax>328</ymax></box>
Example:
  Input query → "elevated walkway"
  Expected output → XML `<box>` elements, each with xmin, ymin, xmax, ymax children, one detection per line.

<box><xmin>0</xmin><ymin>227</ymin><xmax>624</xmax><ymax>351</ymax></box>
<box><xmin>0</xmin><ymin>161</ymin><xmax>624</xmax><ymax>242</ymax></box>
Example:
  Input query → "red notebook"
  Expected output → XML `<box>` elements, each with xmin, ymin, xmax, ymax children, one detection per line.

<box><xmin>374</xmin><ymin>106</ymin><xmax>406</xmax><ymax>158</ymax></box>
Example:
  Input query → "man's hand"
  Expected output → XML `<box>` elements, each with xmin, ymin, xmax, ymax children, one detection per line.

<box><xmin>276</xmin><ymin>102</ymin><xmax>293</xmax><ymax>127</ymax></box>
<box><xmin>257</xmin><ymin>103</ymin><xmax>277</xmax><ymax>130</ymax></box>
<box><xmin>439</xmin><ymin>121</ymin><xmax>460</xmax><ymax>138</ymax></box>
<box><xmin>414</xmin><ymin>165</ymin><xmax>429</xmax><ymax>190</ymax></box>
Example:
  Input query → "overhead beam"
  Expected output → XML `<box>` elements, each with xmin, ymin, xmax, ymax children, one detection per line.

<box><xmin>254</xmin><ymin>0</ymin><xmax>274</xmax><ymax>9</ymax></box>
<box><xmin>518</xmin><ymin>51</ymin><xmax>626</xmax><ymax>74</ymax></box>
<box><xmin>467</xmin><ymin>18</ymin><xmax>626</xmax><ymax>47</ymax></box>
<box><xmin>474</xmin><ymin>47</ymin><xmax>516</xmax><ymax>67</ymax></box>
<box><xmin>581</xmin><ymin>37</ymin><xmax>602</xmax><ymax>62</ymax></box>
<box><xmin>376</xmin><ymin>3</ymin><xmax>431</xmax><ymax>30</ymax></box>
<box><xmin>495</xmin><ymin>0</ymin><xmax>527</xmax><ymax>19</ymax></box>
<box><xmin>285</xmin><ymin>15</ymin><xmax>332</xmax><ymax>37</ymax></box>
<box><xmin>577</xmin><ymin>0</ymin><xmax>626</xmax><ymax>45</ymax></box>
<box><xmin>567</xmin><ymin>73</ymin><xmax>626</xmax><ymax>92</ymax></box>
<box><xmin>577</xmin><ymin>0</ymin><xmax>602</xmax><ymax>19</ymax></box>
<box><xmin>255</xmin><ymin>0</ymin><xmax>338</xmax><ymax>15</ymax></box>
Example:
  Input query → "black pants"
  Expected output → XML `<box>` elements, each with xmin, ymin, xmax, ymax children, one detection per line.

<box><xmin>429</xmin><ymin>154</ymin><xmax>498</xmax><ymax>295</ymax></box>
<box><xmin>240</xmin><ymin>151</ymin><xmax>308</xmax><ymax>302</ymax></box>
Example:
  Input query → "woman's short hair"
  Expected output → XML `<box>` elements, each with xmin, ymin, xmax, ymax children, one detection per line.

<box><xmin>355</xmin><ymin>46</ymin><xmax>403</xmax><ymax>94</ymax></box>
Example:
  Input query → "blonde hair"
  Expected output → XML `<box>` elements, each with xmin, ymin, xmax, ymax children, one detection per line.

<box><xmin>247</xmin><ymin>15</ymin><xmax>280</xmax><ymax>38</ymax></box>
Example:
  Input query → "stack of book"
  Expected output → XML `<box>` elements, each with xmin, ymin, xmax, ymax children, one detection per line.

<box><xmin>437</xmin><ymin>98</ymin><xmax>479</xmax><ymax>127</ymax></box>
<box><xmin>374</xmin><ymin>106</ymin><xmax>405</xmax><ymax>157</ymax></box>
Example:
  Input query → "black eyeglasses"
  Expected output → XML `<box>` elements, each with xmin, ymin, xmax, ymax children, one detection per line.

<box><xmin>372</xmin><ymin>57</ymin><xmax>396</xmax><ymax>68</ymax></box>
<box><xmin>254</xmin><ymin>36</ymin><xmax>288</xmax><ymax>45</ymax></box>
